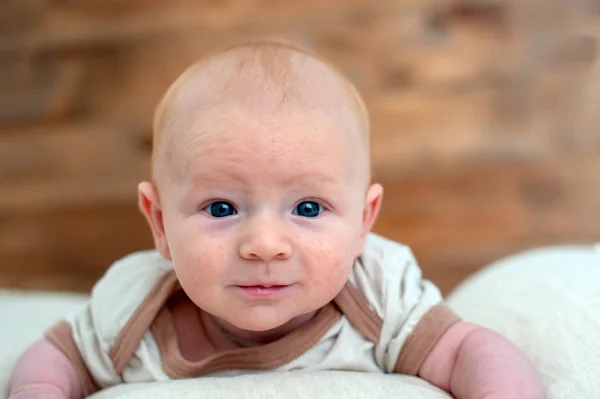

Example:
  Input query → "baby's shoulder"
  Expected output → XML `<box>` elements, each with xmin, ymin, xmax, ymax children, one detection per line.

<box><xmin>352</xmin><ymin>233</ymin><xmax>419</xmax><ymax>283</ymax></box>
<box><xmin>348</xmin><ymin>233</ymin><xmax>422</xmax><ymax>315</ymax></box>
<box><xmin>85</xmin><ymin>250</ymin><xmax>174</xmax><ymax>334</ymax></box>
<box><xmin>56</xmin><ymin>250</ymin><xmax>174</xmax><ymax>386</ymax></box>
<box><xmin>92</xmin><ymin>250</ymin><xmax>173</xmax><ymax>299</ymax></box>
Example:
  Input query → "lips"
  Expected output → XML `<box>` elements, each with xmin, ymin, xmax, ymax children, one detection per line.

<box><xmin>238</xmin><ymin>284</ymin><xmax>287</xmax><ymax>289</ymax></box>
<box><xmin>235</xmin><ymin>284</ymin><xmax>291</xmax><ymax>298</ymax></box>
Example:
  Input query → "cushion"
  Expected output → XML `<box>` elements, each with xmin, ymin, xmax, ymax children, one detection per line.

<box><xmin>87</xmin><ymin>372</ymin><xmax>450</xmax><ymax>399</ymax></box>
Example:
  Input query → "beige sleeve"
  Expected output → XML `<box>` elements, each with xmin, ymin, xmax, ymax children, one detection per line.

<box><xmin>355</xmin><ymin>234</ymin><xmax>461</xmax><ymax>374</ymax></box>
<box><xmin>393</xmin><ymin>303</ymin><xmax>460</xmax><ymax>375</ymax></box>
<box><xmin>45</xmin><ymin>320</ymin><xmax>101</xmax><ymax>396</ymax></box>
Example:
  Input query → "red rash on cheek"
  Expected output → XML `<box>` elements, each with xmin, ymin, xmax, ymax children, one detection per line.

<box><xmin>317</xmin><ymin>246</ymin><xmax>337</xmax><ymax>266</ymax></box>
<box><xmin>313</xmin><ymin>244</ymin><xmax>348</xmax><ymax>282</ymax></box>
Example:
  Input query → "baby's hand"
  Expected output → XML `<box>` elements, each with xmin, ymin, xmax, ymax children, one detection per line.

<box><xmin>418</xmin><ymin>322</ymin><xmax>544</xmax><ymax>399</ymax></box>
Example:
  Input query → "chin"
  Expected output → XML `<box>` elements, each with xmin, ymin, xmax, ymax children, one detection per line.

<box><xmin>225</xmin><ymin>306</ymin><xmax>303</xmax><ymax>332</ymax></box>
<box><xmin>229</xmin><ymin>315</ymin><xmax>289</xmax><ymax>332</ymax></box>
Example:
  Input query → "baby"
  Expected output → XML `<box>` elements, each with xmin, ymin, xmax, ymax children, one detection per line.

<box><xmin>8</xmin><ymin>40</ymin><xmax>544</xmax><ymax>399</ymax></box>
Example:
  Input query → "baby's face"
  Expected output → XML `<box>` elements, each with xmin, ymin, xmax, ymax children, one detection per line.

<box><xmin>153</xmin><ymin>105</ymin><xmax>380</xmax><ymax>332</ymax></box>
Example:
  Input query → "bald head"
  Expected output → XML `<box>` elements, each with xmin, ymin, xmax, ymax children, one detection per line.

<box><xmin>151</xmin><ymin>40</ymin><xmax>371</xmax><ymax>186</ymax></box>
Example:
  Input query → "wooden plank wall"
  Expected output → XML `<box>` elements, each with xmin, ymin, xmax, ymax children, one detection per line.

<box><xmin>1</xmin><ymin>0</ymin><xmax>599</xmax><ymax>295</ymax></box>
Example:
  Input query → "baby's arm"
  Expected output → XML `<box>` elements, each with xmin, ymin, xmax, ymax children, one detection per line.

<box><xmin>8</xmin><ymin>339</ymin><xmax>83</xmax><ymax>399</ymax></box>
<box><xmin>418</xmin><ymin>321</ymin><xmax>544</xmax><ymax>399</ymax></box>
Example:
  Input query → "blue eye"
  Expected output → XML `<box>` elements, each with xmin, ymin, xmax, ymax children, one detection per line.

<box><xmin>205</xmin><ymin>201</ymin><xmax>237</xmax><ymax>218</ymax></box>
<box><xmin>293</xmin><ymin>201</ymin><xmax>323</xmax><ymax>218</ymax></box>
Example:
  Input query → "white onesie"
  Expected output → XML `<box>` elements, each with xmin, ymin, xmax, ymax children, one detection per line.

<box><xmin>46</xmin><ymin>233</ymin><xmax>460</xmax><ymax>396</ymax></box>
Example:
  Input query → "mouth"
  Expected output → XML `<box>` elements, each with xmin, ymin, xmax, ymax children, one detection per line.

<box><xmin>234</xmin><ymin>284</ymin><xmax>291</xmax><ymax>298</ymax></box>
<box><xmin>238</xmin><ymin>284</ymin><xmax>287</xmax><ymax>289</ymax></box>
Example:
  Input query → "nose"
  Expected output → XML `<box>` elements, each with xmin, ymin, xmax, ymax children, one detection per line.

<box><xmin>238</xmin><ymin>215</ymin><xmax>292</xmax><ymax>262</ymax></box>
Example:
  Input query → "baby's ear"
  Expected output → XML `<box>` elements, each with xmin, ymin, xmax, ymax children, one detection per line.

<box><xmin>356</xmin><ymin>183</ymin><xmax>383</xmax><ymax>256</ymax></box>
<box><xmin>138</xmin><ymin>182</ymin><xmax>172</xmax><ymax>260</ymax></box>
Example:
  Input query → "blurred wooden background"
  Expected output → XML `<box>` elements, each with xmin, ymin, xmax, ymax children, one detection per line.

<box><xmin>1</xmin><ymin>0</ymin><xmax>599</xmax><ymax>295</ymax></box>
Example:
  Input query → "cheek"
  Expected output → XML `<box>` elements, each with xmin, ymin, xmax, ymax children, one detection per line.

<box><xmin>305</xmin><ymin>236</ymin><xmax>355</xmax><ymax>287</ymax></box>
<box><xmin>165</xmin><ymin>218</ymin><xmax>229</xmax><ymax>285</ymax></box>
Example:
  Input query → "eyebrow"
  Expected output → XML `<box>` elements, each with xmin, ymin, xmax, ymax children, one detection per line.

<box><xmin>185</xmin><ymin>170</ymin><xmax>341</xmax><ymax>191</ymax></box>
<box><xmin>281</xmin><ymin>172</ymin><xmax>340</xmax><ymax>189</ymax></box>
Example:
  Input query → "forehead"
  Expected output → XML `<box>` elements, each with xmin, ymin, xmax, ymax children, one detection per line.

<box><xmin>162</xmin><ymin>105</ymin><xmax>358</xmax><ymax>186</ymax></box>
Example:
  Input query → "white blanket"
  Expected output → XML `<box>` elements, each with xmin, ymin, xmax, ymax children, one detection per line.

<box><xmin>1</xmin><ymin>244</ymin><xmax>598</xmax><ymax>398</ymax></box>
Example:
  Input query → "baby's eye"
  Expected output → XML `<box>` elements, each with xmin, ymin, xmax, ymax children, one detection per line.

<box><xmin>205</xmin><ymin>201</ymin><xmax>237</xmax><ymax>218</ymax></box>
<box><xmin>293</xmin><ymin>201</ymin><xmax>323</xmax><ymax>218</ymax></box>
